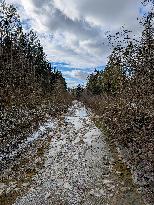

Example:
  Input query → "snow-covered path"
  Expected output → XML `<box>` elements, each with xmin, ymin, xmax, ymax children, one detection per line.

<box><xmin>13</xmin><ymin>101</ymin><xmax>144</xmax><ymax>205</ymax></box>
<box><xmin>13</xmin><ymin>101</ymin><xmax>115</xmax><ymax>205</ymax></box>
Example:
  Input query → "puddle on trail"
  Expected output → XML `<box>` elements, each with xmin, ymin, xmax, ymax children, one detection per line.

<box><xmin>1</xmin><ymin>101</ymin><xmax>145</xmax><ymax>205</ymax></box>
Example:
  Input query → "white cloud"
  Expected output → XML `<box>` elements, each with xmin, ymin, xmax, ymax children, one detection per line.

<box><xmin>16</xmin><ymin>0</ymin><xmax>143</xmax><ymax>66</ymax></box>
<box><xmin>4</xmin><ymin>0</ymin><xmax>149</xmax><ymax>86</ymax></box>
<box><xmin>63</xmin><ymin>70</ymin><xmax>89</xmax><ymax>80</ymax></box>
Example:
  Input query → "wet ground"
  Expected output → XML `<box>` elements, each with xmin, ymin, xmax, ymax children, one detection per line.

<box><xmin>0</xmin><ymin>101</ymin><xmax>145</xmax><ymax>205</ymax></box>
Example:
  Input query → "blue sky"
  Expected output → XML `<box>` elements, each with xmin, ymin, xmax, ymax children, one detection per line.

<box><xmin>3</xmin><ymin>0</ymin><xmax>153</xmax><ymax>87</ymax></box>
<box><xmin>52</xmin><ymin>62</ymin><xmax>104</xmax><ymax>87</ymax></box>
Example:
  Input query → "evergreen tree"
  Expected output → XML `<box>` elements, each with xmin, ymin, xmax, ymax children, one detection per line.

<box><xmin>0</xmin><ymin>1</ymin><xmax>67</xmax><ymax>106</ymax></box>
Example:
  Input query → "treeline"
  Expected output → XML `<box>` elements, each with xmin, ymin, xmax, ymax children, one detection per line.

<box><xmin>85</xmin><ymin>12</ymin><xmax>154</xmax><ymax>143</ymax></box>
<box><xmin>82</xmin><ymin>9</ymin><xmax>154</xmax><ymax>205</ymax></box>
<box><xmin>0</xmin><ymin>2</ymin><xmax>67</xmax><ymax>107</ymax></box>
<box><xmin>0</xmin><ymin>2</ymin><xmax>71</xmax><ymax>159</ymax></box>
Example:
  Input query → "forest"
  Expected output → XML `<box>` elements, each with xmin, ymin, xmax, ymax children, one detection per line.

<box><xmin>0</xmin><ymin>0</ymin><xmax>154</xmax><ymax>205</ymax></box>
<box><xmin>0</xmin><ymin>1</ymin><xmax>72</xmax><ymax>161</ymax></box>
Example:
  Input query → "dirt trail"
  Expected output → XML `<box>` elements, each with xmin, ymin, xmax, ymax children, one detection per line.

<box><xmin>1</xmin><ymin>101</ymin><xmax>145</xmax><ymax>205</ymax></box>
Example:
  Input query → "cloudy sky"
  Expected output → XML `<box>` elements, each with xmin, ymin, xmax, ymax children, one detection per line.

<box><xmin>3</xmin><ymin>0</ymin><xmax>152</xmax><ymax>87</ymax></box>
